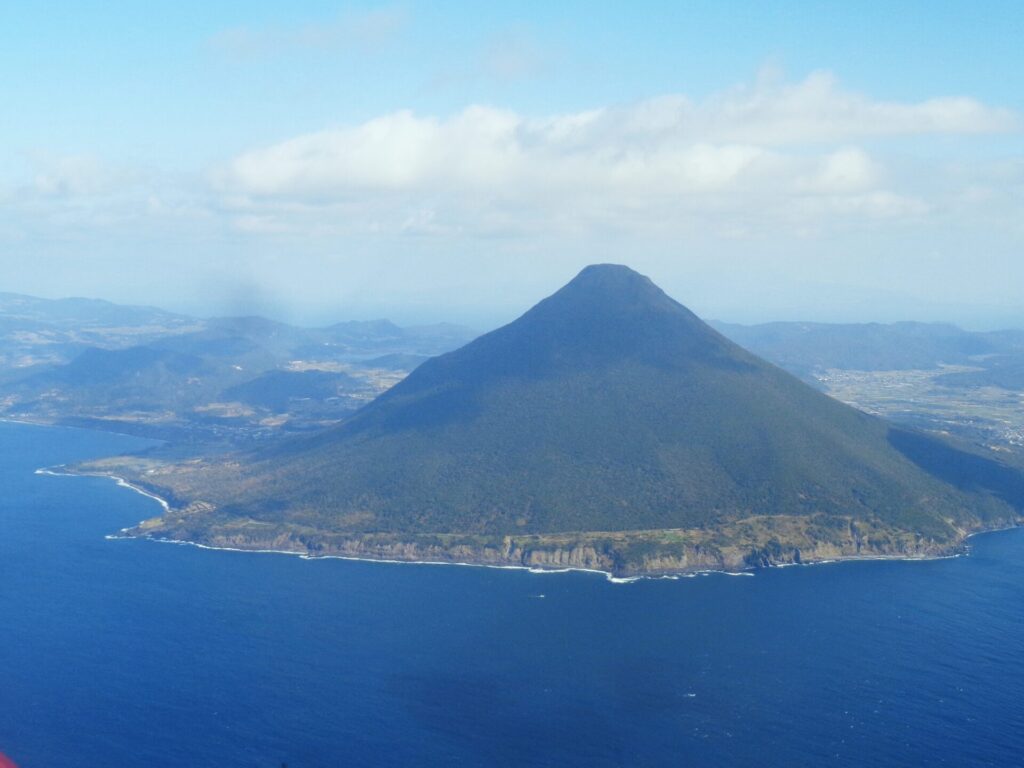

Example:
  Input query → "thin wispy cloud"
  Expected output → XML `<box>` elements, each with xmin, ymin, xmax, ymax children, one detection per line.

<box><xmin>207</xmin><ymin>7</ymin><xmax>408</xmax><ymax>59</ymax></box>
<box><xmin>425</xmin><ymin>27</ymin><xmax>559</xmax><ymax>94</ymax></box>
<box><xmin>28</xmin><ymin>152</ymin><xmax>114</xmax><ymax>198</ymax></box>
<box><xmin>481</xmin><ymin>28</ymin><xmax>554</xmax><ymax>81</ymax></box>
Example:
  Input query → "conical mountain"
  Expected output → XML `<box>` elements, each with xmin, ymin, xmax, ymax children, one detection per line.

<box><xmin>133</xmin><ymin>265</ymin><xmax>1024</xmax><ymax>574</ymax></box>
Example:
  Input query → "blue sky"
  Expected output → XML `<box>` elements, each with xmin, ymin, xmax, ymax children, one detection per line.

<box><xmin>2</xmin><ymin>1</ymin><xmax>1023</xmax><ymax>327</ymax></box>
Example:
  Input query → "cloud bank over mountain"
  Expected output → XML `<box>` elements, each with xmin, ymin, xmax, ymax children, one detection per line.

<box><xmin>2</xmin><ymin>64</ymin><xmax>1021</xmax><ymax>326</ymax></box>
<box><xmin>215</xmin><ymin>72</ymin><xmax>1015</xmax><ymax>237</ymax></box>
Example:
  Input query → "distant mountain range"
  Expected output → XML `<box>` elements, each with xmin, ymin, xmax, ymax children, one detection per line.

<box><xmin>0</xmin><ymin>292</ymin><xmax>476</xmax><ymax>444</ymax></box>
<box><xmin>105</xmin><ymin>265</ymin><xmax>1024</xmax><ymax>577</ymax></box>
<box><xmin>0</xmin><ymin>291</ymin><xmax>193</xmax><ymax>329</ymax></box>
<box><xmin>713</xmin><ymin>319</ymin><xmax>1024</xmax><ymax>381</ymax></box>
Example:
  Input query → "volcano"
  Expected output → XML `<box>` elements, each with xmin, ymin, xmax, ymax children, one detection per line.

<box><xmin>123</xmin><ymin>265</ymin><xmax>1024</xmax><ymax>575</ymax></box>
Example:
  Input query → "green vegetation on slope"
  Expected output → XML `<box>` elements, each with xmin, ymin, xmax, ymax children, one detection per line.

<box><xmin>116</xmin><ymin>265</ymin><xmax>1024</xmax><ymax>573</ymax></box>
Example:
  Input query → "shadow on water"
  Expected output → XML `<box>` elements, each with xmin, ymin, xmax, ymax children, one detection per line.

<box><xmin>888</xmin><ymin>427</ymin><xmax>1024</xmax><ymax>510</ymax></box>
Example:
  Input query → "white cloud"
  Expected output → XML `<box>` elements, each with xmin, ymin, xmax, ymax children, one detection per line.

<box><xmin>219</xmin><ymin>107</ymin><xmax>780</xmax><ymax>200</ymax></box>
<box><xmin>6</xmin><ymin>71</ymin><xmax>1018</xmax><ymax>268</ymax></box>
<box><xmin>222</xmin><ymin>71</ymin><xmax>1015</xmax><ymax>199</ymax></box>
<box><xmin>0</xmin><ymin>152</ymin><xmax>214</xmax><ymax>245</ymax></box>
<box><xmin>687</xmin><ymin>71</ymin><xmax>1017</xmax><ymax>143</ymax></box>
<box><xmin>799</xmin><ymin>148</ymin><xmax>881</xmax><ymax>193</ymax></box>
<box><xmin>210</xmin><ymin>71</ymin><xmax>1020</xmax><ymax>237</ymax></box>
<box><xmin>801</xmin><ymin>190</ymin><xmax>931</xmax><ymax>220</ymax></box>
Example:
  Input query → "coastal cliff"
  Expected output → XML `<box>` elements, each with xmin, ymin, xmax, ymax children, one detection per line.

<box><xmin>121</xmin><ymin>502</ymin><xmax>996</xmax><ymax>578</ymax></box>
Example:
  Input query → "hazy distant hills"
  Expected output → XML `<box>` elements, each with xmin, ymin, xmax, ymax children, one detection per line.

<box><xmin>0</xmin><ymin>292</ymin><xmax>475</xmax><ymax>443</ymax></box>
<box><xmin>0</xmin><ymin>292</ymin><xmax>201</xmax><ymax>374</ymax></box>
<box><xmin>714</xmin><ymin>320</ymin><xmax>1024</xmax><ymax>380</ymax></box>
<box><xmin>120</xmin><ymin>265</ymin><xmax>1024</xmax><ymax>576</ymax></box>
<box><xmin>0</xmin><ymin>292</ymin><xmax>192</xmax><ymax>330</ymax></box>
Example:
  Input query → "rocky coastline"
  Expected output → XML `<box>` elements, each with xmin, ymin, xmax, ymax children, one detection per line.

<box><xmin>120</xmin><ymin>508</ymin><xmax>992</xmax><ymax>579</ymax></box>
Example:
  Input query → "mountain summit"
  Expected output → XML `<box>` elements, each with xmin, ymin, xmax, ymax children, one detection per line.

<box><xmin>451</xmin><ymin>262</ymin><xmax>728</xmax><ymax>368</ymax></box>
<box><xmin>123</xmin><ymin>265</ymin><xmax>1024</xmax><ymax>575</ymax></box>
<box><xmin>324</xmin><ymin>263</ymin><xmax>753</xmax><ymax>440</ymax></box>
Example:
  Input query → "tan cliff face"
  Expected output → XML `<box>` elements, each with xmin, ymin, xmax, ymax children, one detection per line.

<box><xmin>128</xmin><ymin>510</ymin><xmax>995</xmax><ymax>577</ymax></box>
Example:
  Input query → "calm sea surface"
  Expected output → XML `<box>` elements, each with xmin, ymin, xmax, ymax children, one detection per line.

<box><xmin>1</xmin><ymin>420</ymin><xmax>1023</xmax><ymax>767</ymax></box>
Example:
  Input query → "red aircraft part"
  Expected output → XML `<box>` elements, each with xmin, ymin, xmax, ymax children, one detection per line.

<box><xmin>0</xmin><ymin>753</ymin><xmax>18</xmax><ymax>768</ymax></box>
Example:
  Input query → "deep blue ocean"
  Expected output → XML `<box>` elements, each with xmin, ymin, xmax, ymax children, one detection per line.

<box><xmin>2</xmin><ymin>420</ymin><xmax>1024</xmax><ymax>767</ymax></box>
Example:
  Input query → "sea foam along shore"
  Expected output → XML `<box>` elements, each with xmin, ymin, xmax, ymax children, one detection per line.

<box><xmin>37</xmin><ymin>465</ymin><xmax>667</xmax><ymax>584</ymax></box>
<box><xmin>118</xmin><ymin>534</ymin><xmax>701</xmax><ymax>584</ymax></box>
<box><xmin>134</xmin><ymin>533</ymin><xmax>970</xmax><ymax>583</ymax></box>
<box><xmin>37</xmin><ymin>465</ymin><xmax>989</xmax><ymax>585</ymax></box>
<box><xmin>35</xmin><ymin>466</ymin><xmax>171</xmax><ymax>513</ymax></box>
